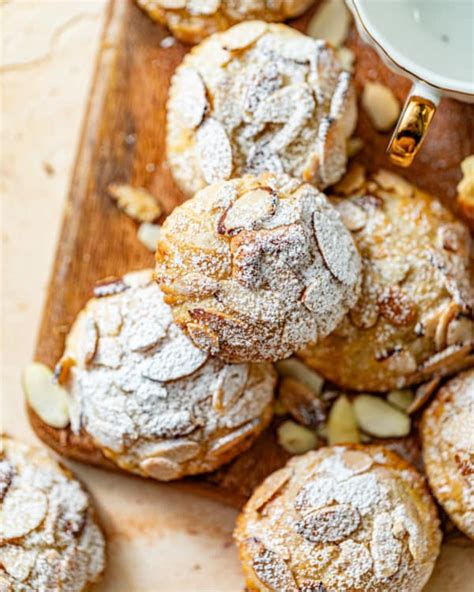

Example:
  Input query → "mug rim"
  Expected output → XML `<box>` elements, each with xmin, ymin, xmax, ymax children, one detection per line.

<box><xmin>348</xmin><ymin>0</ymin><xmax>474</xmax><ymax>97</ymax></box>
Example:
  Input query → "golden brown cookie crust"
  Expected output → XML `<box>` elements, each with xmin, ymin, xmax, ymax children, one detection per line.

<box><xmin>137</xmin><ymin>0</ymin><xmax>315</xmax><ymax>44</ymax></box>
<box><xmin>57</xmin><ymin>269</ymin><xmax>276</xmax><ymax>481</ymax></box>
<box><xmin>0</xmin><ymin>436</ymin><xmax>106</xmax><ymax>591</ymax></box>
<box><xmin>235</xmin><ymin>444</ymin><xmax>442</xmax><ymax>592</ymax></box>
<box><xmin>155</xmin><ymin>173</ymin><xmax>362</xmax><ymax>362</ymax></box>
<box><xmin>166</xmin><ymin>22</ymin><xmax>356</xmax><ymax>195</ymax></box>
<box><xmin>299</xmin><ymin>169</ymin><xmax>474</xmax><ymax>392</ymax></box>
<box><xmin>421</xmin><ymin>368</ymin><xmax>474</xmax><ymax>540</ymax></box>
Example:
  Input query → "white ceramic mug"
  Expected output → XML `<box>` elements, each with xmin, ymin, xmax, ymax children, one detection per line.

<box><xmin>347</xmin><ymin>0</ymin><xmax>474</xmax><ymax>166</ymax></box>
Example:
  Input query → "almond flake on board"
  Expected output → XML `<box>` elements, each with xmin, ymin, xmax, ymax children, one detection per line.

<box><xmin>353</xmin><ymin>395</ymin><xmax>410</xmax><ymax>438</ymax></box>
<box><xmin>307</xmin><ymin>0</ymin><xmax>352</xmax><ymax>47</ymax></box>
<box><xmin>277</xmin><ymin>420</ymin><xmax>317</xmax><ymax>455</ymax></box>
<box><xmin>333</xmin><ymin>163</ymin><xmax>366</xmax><ymax>197</ymax></box>
<box><xmin>23</xmin><ymin>362</ymin><xmax>70</xmax><ymax>429</ymax></box>
<box><xmin>407</xmin><ymin>378</ymin><xmax>440</xmax><ymax>415</ymax></box>
<box><xmin>275</xmin><ymin>358</ymin><xmax>324</xmax><ymax>396</ymax></box>
<box><xmin>362</xmin><ymin>82</ymin><xmax>400</xmax><ymax>132</ymax></box>
<box><xmin>196</xmin><ymin>118</ymin><xmax>233</xmax><ymax>184</ymax></box>
<box><xmin>137</xmin><ymin>222</ymin><xmax>161</xmax><ymax>252</ymax></box>
<box><xmin>327</xmin><ymin>394</ymin><xmax>360</xmax><ymax>445</ymax></box>
<box><xmin>386</xmin><ymin>389</ymin><xmax>414</xmax><ymax>412</ymax></box>
<box><xmin>108</xmin><ymin>183</ymin><xmax>162</xmax><ymax>223</ymax></box>
<box><xmin>220</xmin><ymin>21</ymin><xmax>267</xmax><ymax>51</ymax></box>
<box><xmin>279</xmin><ymin>378</ymin><xmax>326</xmax><ymax>427</ymax></box>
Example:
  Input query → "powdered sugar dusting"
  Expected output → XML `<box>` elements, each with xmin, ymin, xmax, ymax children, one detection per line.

<box><xmin>235</xmin><ymin>445</ymin><xmax>441</xmax><ymax>591</ymax></box>
<box><xmin>156</xmin><ymin>173</ymin><xmax>362</xmax><ymax>362</ymax></box>
<box><xmin>0</xmin><ymin>436</ymin><xmax>105</xmax><ymax>591</ymax></box>
<box><xmin>61</xmin><ymin>269</ymin><xmax>276</xmax><ymax>480</ymax></box>
<box><xmin>167</xmin><ymin>23</ymin><xmax>356</xmax><ymax>196</ymax></box>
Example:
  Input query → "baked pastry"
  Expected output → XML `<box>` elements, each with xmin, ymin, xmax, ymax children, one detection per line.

<box><xmin>56</xmin><ymin>269</ymin><xmax>276</xmax><ymax>481</ymax></box>
<box><xmin>299</xmin><ymin>169</ymin><xmax>474</xmax><ymax>392</ymax></box>
<box><xmin>155</xmin><ymin>173</ymin><xmax>362</xmax><ymax>362</ymax></box>
<box><xmin>0</xmin><ymin>435</ymin><xmax>105</xmax><ymax>591</ymax></box>
<box><xmin>421</xmin><ymin>368</ymin><xmax>474</xmax><ymax>540</ymax></box>
<box><xmin>235</xmin><ymin>445</ymin><xmax>442</xmax><ymax>592</ymax></box>
<box><xmin>166</xmin><ymin>22</ymin><xmax>356</xmax><ymax>195</ymax></box>
<box><xmin>137</xmin><ymin>1</ymin><xmax>315</xmax><ymax>44</ymax></box>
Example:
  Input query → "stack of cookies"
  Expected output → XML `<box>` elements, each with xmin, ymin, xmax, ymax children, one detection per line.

<box><xmin>8</xmin><ymin>3</ymin><xmax>473</xmax><ymax>591</ymax></box>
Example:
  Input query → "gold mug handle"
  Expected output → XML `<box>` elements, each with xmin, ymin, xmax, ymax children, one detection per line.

<box><xmin>388</xmin><ymin>82</ymin><xmax>440</xmax><ymax>167</ymax></box>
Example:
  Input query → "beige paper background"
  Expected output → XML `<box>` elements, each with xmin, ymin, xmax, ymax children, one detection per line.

<box><xmin>1</xmin><ymin>1</ymin><xmax>473</xmax><ymax>590</ymax></box>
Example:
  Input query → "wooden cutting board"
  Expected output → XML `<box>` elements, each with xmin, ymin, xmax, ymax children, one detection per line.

<box><xmin>30</xmin><ymin>0</ymin><xmax>473</xmax><ymax>510</ymax></box>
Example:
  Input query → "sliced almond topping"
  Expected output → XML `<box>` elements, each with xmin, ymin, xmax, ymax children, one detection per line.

<box><xmin>372</xmin><ymin>169</ymin><xmax>414</xmax><ymax>197</ymax></box>
<box><xmin>378</xmin><ymin>287</ymin><xmax>417</xmax><ymax>327</ymax></box>
<box><xmin>434</xmin><ymin>302</ymin><xmax>460</xmax><ymax>351</ymax></box>
<box><xmin>248</xmin><ymin>467</ymin><xmax>292</xmax><ymax>512</ymax></box>
<box><xmin>446</xmin><ymin>315</ymin><xmax>474</xmax><ymax>346</ymax></box>
<box><xmin>337</xmin><ymin>199</ymin><xmax>367</xmax><ymax>232</ymax></box>
<box><xmin>209</xmin><ymin>420</ymin><xmax>259</xmax><ymax>457</ymax></box>
<box><xmin>418</xmin><ymin>343</ymin><xmax>472</xmax><ymax>376</ymax></box>
<box><xmin>186</xmin><ymin>322</ymin><xmax>220</xmax><ymax>355</ymax></box>
<box><xmin>143</xmin><ymin>331</ymin><xmax>208</xmax><ymax>381</ymax></box>
<box><xmin>279</xmin><ymin>378</ymin><xmax>326</xmax><ymax>427</ymax></box>
<box><xmin>147</xmin><ymin>439</ymin><xmax>200</xmax><ymax>463</ymax></box>
<box><xmin>187</xmin><ymin>0</ymin><xmax>221</xmax><ymax>16</ymax></box>
<box><xmin>296</xmin><ymin>504</ymin><xmax>361</xmax><ymax>543</ymax></box>
<box><xmin>307</xmin><ymin>0</ymin><xmax>351</xmax><ymax>47</ymax></box>
<box><xmin>93</xmin><ymin>276</ymin><xmax>129</xmax><ymax>298</ymax></box>
<box><xmin>23</xmin><ymin>362</ymin><xmax>70</xmax><ymax>429</ymax></box>
<box><xmin>155</xmin><ymin>0</ymin><xmax>186</xmax><ymax>7</ymax></box>
<box><xmin>362</xmin><ymin>83</ymin><xmax>400</xmax><ymax>132</ymax></box>
<box><xmin>83</xmin><ymin>317</ymin><xmax>98</xmax><ymax>364</ymax></box>
<box><xmin>108</xmin><ymin>183</ymin><xmax>162</xmax><ymax>223</ymax></box>
<box><xmin>137</xmin><ymin>222</ymin><xmax>161</xmax><ymax>252</ymax></box>
<box><xmin>333</xmin><ymin>163</ymin><xmax>366</xmax><ymax>197</ymax></box>
<box><xmin>218</xmin><ymin>187</ymin><xmax>276</xmax><ymax>235</ymax></box>
<box><xmin>327</xmin><ymin>395</ymin><xmax>360</xmax><ymax>445</ymax></box>
<box><xmin>0</xmin><ymin>489</ymin><xmax>48</xmax><ymax>540</ymax></box>
<box><xmin>387</xmin><ymin>389</ymin><xmax>414</xmax><ymax>411</ymax></box>
<box><xmin>174</xmin><ymin>68</ymin><xmax>208</xmax><ymax>129</ymax></box>
<box><xmin>407</xmin><ymin>378</ymin><xmax>440</xmax><ymax>414</ymax></box>
<box><xmin>382</xmin><ymin>349</ymin><xmax>417</xmax><ymax>376</ymax></box>
<box><xmin>196</xmin><ymin>118</ymin><xmax>233</xmax><ymax>184</ymax></box>
<box><xmin>212</xmin><ymin>364</ymin><xmax>249</xmax><ymax>412</ymax></box>
<box><xmin>275</xmin><ymin>358</ymin><xmax>324</xmax><ymax>395</ymax></box>
<box><xmin>277</xmin><ymin>420</ymin><xmax>317</xmax><ymax>454</ymax></box>
<box><xmin>162</xmin><ymin>273</ymin><xmax>219</xmax><ymax>301</ymax></box>
<box><xmin>220</xmin><ymin>21</ymin><xmax>267</xmax><ymax>51</ymax></box>
<box><xmin>341</xmin><ymin>449</ymin><xmax>373</xmax><ymax>473</ymax></box>
<box><xmin>457</xmin><ymin>155</ymin><xmax>474</xmax><ymax>226</ymax></box>
<box><xmin>140</xmin><ymin>457</ymin><xmax>182</xmax><ymax>481</ymax></box>
<box><xmin>353</xmin><ymin>395</ymin><xmax>410</xmax><ymax>438</ymax></box>
<box><xmin>248</xmin><ymin>538</ymin><xmax>298</xmax><ymax>592</ymax></box>
<box><xmin>347</xmin><ymin>137</ymin><xmax>364</xmax><ymax>158</ymax></box>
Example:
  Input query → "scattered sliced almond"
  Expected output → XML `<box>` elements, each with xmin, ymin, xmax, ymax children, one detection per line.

<box><xmin>407</xmin><ymin>377</ymin><xmax>440</xmax><ymax>414</ymax></box>
<box><xmin>279</xmin><ymin>378</ymin><xmax>326</xmax><ymax>427</ymax></box>
<box><xmin>337</xmin><ymin>46</ymin><xmax>355</xmax><ymax>72</ymax></box>
<box><xmin>387</xmin><ymin>389</ymin><xmax>414</xmax><ymax>411</ymax></box>
<box><xmin>218</xmin><ymin>187</ymin><xmax>276</xmax><ymax>235</ymax></box>
<box><xmin>23</xmin><ymin>362</ymin><xmax>70</xmax><ymax>429</ymax></box>
<box><xmin>307</xmin><ymin>0</ymin><xmax>351</xmax><ymax>47</ymax></box>
<box><xmin>353</xmin><ymin>395</ymin><xmax>410</xmax><ymax>438</ymax></box>
<box><xmin>333</xmin><ymin>163</ymin><xmax>366</xmax><ymax>196</ymax></box>
<box><xmin>277</xmin><ymin>420</ymin><xmax>318</xmax><ymax>455</ymax></box>
<box><xmin>196</xmin><ymin>117</ymin><xmax>233</xmax><ymax>184</ymax></box>
<box><xmin>457</xmin><ymin>155</ymin><xmax>474</xmax><ymax>225</ymax></box>
<box><xmin>362</xmin><ymin>82</ymin><xmax>400</xmax><ymax>132</ymax></box>
<box><xmin>434</xmin><ymin>302</ymin><xmax>460</xmax><ymax>351</ymax></box>
<box><xmin>327</xmin><ymin>395</ymin><xmax>360</xmax><ymax>445</ymax></box>
<box><xmin>108</xmin><ymin>184</ymin><xmax>162</xmax><ymax>223</ymax></box>
<box><xmin>372</xmin><ymin>169</ymin><xmax>414</xmax><ymax>197</ymax></box>
<box><xmin>275</xmin><ymin>358</ymin><xmax>324</xmax><ymax>396</ymax></box>
<box><xmin>347</xmin><ymin>137</ymin><xmax>364</xmax><ymax>158</ymax></box>
<box><xmin>220</xmin><ymin>21</ymin><xmax>267</xmax><ymax>51</ymax></box>
<box><xmin>274</xmin><ymin>399</ymin><xmax>288</xmax><ymax>416</ymax></box>
<box><xmin>446</xmin><ymin>315</ymin><xmax>474</xmax><ymax>346</ymax></box>
<box><xmin>137</xmin><ymin>222</ymin><xmax>161</xmax><ymax>252</ymax></box>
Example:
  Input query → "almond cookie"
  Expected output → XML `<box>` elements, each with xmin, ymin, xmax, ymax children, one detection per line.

<box><xmin>57</xmin><ymin>269</ymin><xmax>276</xmax><ymax>481</ymax></box>
<box><xmin>421</xmin><ymin>369</ymin><xmax>474</xmax><ymax>540</ymax></box>
<box><xmin>166</xmin><ymin>22</ymin><xmax>356</xmax><ymax>195</ymax></box>
<box><xmin>300</xmin><ymin>170</ymin><xmax>474</xmax><ymax>392</ymax></box>
<box><xmin>0</xmin><ymin>435</ymin><xmax>106</xmax><ymax>591</ymax></box>
<box><xmin>155</xmin><ymin>173</ymin><xmax>362</xmax><ymax>362</ymax></box>
<box><xmin>137</xmin><ymin>1</ymin><xmax>315</xmax><ymax>44</ymax></box>
<box><xmin>235</xmin><ymin>445</ymin><xmax>441</xmax><ymax>592</ymax></box>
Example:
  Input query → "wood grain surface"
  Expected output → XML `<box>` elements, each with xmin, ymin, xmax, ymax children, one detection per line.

<box><xmin>30</xmin><ymin>0</ymin><xmax>474</xmax><ymax>508</ymax></box>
